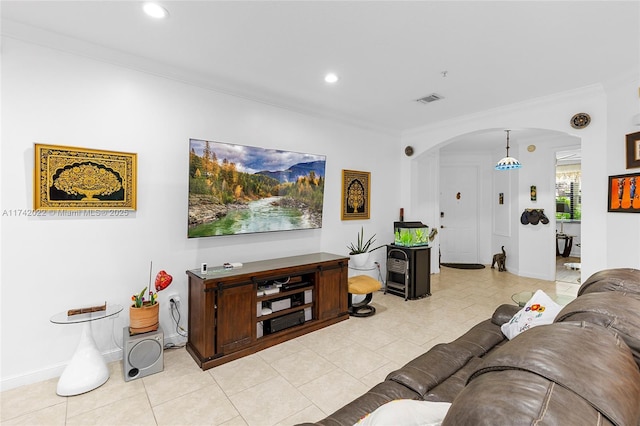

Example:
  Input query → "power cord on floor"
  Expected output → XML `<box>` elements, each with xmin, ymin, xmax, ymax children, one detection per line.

<box><xmin>163</xmin><ymin>342</ymin><xmax>185</xmax><ymax>350</ymax></box>
<box><xmin>374</xmin><ymin>261</ymin><xmax>386</xmax><ymax>289</ymax></box>
<box><xmin>163</xmin><ymin>299</ymin><xmax>188</xmax><ymax>350</ymax></box>
<box><xmin>170</xmin><ymin>299</ymin><xmax>188</xmax><ymax>338</ymax></box>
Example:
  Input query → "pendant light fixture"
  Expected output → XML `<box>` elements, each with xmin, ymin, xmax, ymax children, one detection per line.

<box><xmin>495</xmin><ymin>130</ymin><xmax>522</xmax><ymax>170</ymax></box>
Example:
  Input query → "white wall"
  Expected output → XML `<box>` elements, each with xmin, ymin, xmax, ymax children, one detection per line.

<box><xmin>0</xmin><ymin>38</ymin><xmax>399</xmax><ymax>389</ymax></box>
<box><xmin>515</xmin><ymin>134</ymin><xmax>564</xmax><ymax>280</ymax></box>
<box><xmin>605</xmin><ymin>76</ymin><xmax>640</xmax><ymax>267</ymax></box>
<box><xmin>411</xmin><ymin>151</ymin><xmax>441</xmax><ymax>271</ymax></box>
<box><xmin>401</xmin><ymin>83</ymin><xmax>635</xmax><ymax>281</ymax></box>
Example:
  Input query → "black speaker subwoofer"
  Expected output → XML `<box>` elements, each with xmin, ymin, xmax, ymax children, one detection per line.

<box><xmin>123</xmin><ymin>326</ymin><xmax>164</xmax><ymax>382</ymax></box>
<box><xmin>264</xmin><ymin>310</ymin><xmax>305</xmax><ymax>334</ymax></box>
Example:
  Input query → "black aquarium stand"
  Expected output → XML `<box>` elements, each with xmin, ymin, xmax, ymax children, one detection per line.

<box><xmin>386</xmin><ymin>245</ymin><xmax>431</xmax><ymax>299</ymax></box>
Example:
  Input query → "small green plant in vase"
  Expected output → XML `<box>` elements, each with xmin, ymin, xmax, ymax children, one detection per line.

<box><xmin>131</xmin><ymin>286</ymin><xmax>149</xmax><ymax>308</ymax></box>
<box><xmin>129</xmin><ymin>264</ymin><xmax>173</xmax><ymax>335</ymax></box>
<box><xmin>347</xmin><ymin>227</ymin><xmax>384</xmax><ymax>268</ymax></box>
<box><xmin>131</xmin><ymin>270</ymin><xmax>173</xmax><ymax>307</ymax></box>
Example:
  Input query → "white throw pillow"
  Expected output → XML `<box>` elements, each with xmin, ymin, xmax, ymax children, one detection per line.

<box><xmin>501</xmin><ymin>289</ymin><xmax>562</xmax><ymax>340</ymax></box>
<box><xmin>355</xmin><ymin>400</ymin><xmax>451</xmax><ymax>426</ymax></box>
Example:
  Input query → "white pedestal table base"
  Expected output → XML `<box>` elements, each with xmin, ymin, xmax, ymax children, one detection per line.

<box><xmin>56</xmin><ymin>321</ymin><xmax>110</xmax><ymax>396</ymax></box>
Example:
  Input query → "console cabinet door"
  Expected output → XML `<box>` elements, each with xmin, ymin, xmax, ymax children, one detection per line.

<box><xmin>217</xmin><ymin>283</ymin><xmax>255</xmax><ymax>354</ymax></box>
<box><xmin>316</xmin><ymin>263</ymin><xmax>347</xmax><ymax>320</ymax></box>
<box><xmin>187</xmin><ymin>278</ymin><xmax>216</xmax><ymax>360</ymax></box>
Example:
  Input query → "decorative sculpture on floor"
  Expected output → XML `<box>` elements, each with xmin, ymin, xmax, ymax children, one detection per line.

<box><xmin>491</xmin><ymin>246</ymin><xmax>507</xmax><ymax>272</ymax></box>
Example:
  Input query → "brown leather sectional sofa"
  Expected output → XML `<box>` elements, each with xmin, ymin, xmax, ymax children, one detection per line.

<box><xmin>301</xmin><ymin>268</ymin><xmax>640</xmax><ymax>426</ymax></box>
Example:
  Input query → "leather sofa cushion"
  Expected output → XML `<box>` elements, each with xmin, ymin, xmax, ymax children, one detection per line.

<box><xmin>443</xmin><ymin>370</ymin><xmax>617</xmax><ymax>425</ymax></box>
<box><xmin>579</xmin><ymin>268</ymin><xmax>640</xmax><ymax>296</ymax></box>
<box><xmin>386</xmin><ymin>318</ymin><xmax>506</xmax><ymax>396</ymax></box>
<box><xmin>444</xmin><ymin>322</ymin><xmax>640</xmax><ymax>426</ymax></box>
<box><xmin>555</xmin><ymin>291</ymin><xmax>640</xmax><ymax>368</ymax></box>
<box><xmin>491</xmin><ymin>303</ymin><xmax>520</xmax><ymax>325</ymax></box>
<box><xmin>385</xmin><ymin>343</ymin><xmax>472</xmax><ymax>397</ymax></box>
<box><xmin>423</xmin><ymin>356</ymin><xmax>484</xmax><ymax>402</ymax></box>
<box><xmin>311</xmin><ymin>381</ymin><xmax>420</xmax><ymax>426</ymax></box>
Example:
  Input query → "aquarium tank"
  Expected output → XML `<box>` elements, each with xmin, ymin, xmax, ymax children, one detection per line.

<box><xmin>393</xmin><ymin>221</ymin><xmax>430</xmax><ymax>247</ymax></box>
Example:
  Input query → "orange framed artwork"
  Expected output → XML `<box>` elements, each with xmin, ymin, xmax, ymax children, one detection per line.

<box><xmin>608</xmin><ymin>172</ymin><xmax>640</xmax><ymax>213</ymax></box>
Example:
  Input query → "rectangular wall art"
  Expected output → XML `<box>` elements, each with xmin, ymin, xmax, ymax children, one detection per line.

<box><xmin>188</xmin><ymin>139</ymin><xmax>326</xmax><ymax>237</ymax></box>
<box><xmin>34</xmin><ymin>144</ymin><xmax>137</xmax><ymax>210</ymax></box>
<box><xmin>626</xmin><ymin>131</ymin><xmax>640</xmax><ymax>169</ymax></box>
<box><xmin>341</xmin><ymin>169</ymin><xmax>370</xmax><ymax>220</ymax></box>
<box><xmin>608</xmin><ymin>172</ymin><xmax>640</xmax><ymax>213</ymax></box>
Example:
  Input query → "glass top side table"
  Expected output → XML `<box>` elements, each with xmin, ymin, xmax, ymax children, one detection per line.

<box><xmin>50</xmin><ymin>303</ymin><xmax>123</xmax><ymax>396</ymax></box>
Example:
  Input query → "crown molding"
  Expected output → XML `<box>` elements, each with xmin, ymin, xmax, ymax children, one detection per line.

<box><xmin>1</xmin><ymin>19</ymin><xmax>401</xmax><ymax>138</ymax></box>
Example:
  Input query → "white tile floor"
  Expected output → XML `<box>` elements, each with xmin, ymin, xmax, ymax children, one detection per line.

<box><xmin>0</xmin><ymin>266</ymin><xmax>579</xmax><ymax>426</ymax></box>
<box><xmin>555</xmin><ymin>256</ymin><xmax>581</xmax><ymax>284</ymax></box>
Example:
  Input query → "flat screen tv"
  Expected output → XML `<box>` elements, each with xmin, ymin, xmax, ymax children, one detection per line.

<box><xmin>188</xmin><ymin>138</ymin><xmax>326</xmax><ymax>238</ymax></box>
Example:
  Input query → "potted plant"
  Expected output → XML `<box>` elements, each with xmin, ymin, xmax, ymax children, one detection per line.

<box><xmin>129</xmin><ymin>268</ymin><xmax>173</xmax><ymax>335</ymax></box>
<box><xmin>347</xmin><ymin>227</ymin><xmax>384</xmax><ymax>268</ymax></box>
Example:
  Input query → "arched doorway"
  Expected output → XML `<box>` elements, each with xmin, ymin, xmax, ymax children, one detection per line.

<box><xmin>414</xmin><ymin>128</ymin><xmax>580</xmax><ymax>279</ymax></box>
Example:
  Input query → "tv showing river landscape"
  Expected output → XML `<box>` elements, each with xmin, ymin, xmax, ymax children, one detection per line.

<box><xmin>188</xmin><ymin>139</ymin><xmax>326</xmax><ymax>238</ymax></box>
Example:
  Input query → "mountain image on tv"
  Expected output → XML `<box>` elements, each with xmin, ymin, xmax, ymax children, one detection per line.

<box><xmin>256</xmin><ymin>161</ymin><xmax>326</xmax><ymax>183</ymax></box>
<box><xmin>188</xmin><ymin>139</ymin><xmax>326</xmax><ymax>238</ymax></box>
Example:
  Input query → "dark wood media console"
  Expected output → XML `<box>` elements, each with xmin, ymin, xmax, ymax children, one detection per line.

<box><xmin>186</xmin><ymin>252</ymin><xmax>349</xmax><ymax>370</ymax></box>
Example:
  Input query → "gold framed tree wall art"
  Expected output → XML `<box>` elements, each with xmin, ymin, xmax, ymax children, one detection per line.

<box><xmin>34</xmin><ymin>144</ymin><xmax>137</xmax><ymax>210</ymax></box>
<box><xmin>341</xmin><ymin>169</ymin><xmax>370</xmax><ymax>220</ymax></box>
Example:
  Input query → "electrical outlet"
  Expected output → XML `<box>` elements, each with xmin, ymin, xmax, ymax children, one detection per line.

<box><xmin>168</xmin><ymin>294</ymin><xmax>181</xmax><ymax>310</ymax></box>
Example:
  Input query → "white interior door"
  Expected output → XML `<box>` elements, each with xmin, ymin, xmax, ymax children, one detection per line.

<box><xmin>439</xmin><ymin>165</ymin><xmax>479</xmax><ymax>263</ymax></box>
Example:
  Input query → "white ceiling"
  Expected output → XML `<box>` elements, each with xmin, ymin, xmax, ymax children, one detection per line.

<box><xmin>2</xmin><ymin>1</ymin><xmax>638</xmax><ymax>139</ymax></box>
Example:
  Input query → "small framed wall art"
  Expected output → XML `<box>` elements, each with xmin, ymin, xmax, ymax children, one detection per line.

<box><xmin>626</xmin><ymin>131</ymin><xmax>640</xmax><ymax>169</ymax></box>
<box><xmin>608</xmin><ymin>172</ymin><xmax>640</xmax><ymax>213</ymax></box>
<box><xmin>34</xmin><ymin>143</ymin><xmax>137</xmax><ymax>210</ymax></box>
<box><xmin>341</xmin><ymin>169</ymin><xmax>370</xmax><ymax>220</ymax></box>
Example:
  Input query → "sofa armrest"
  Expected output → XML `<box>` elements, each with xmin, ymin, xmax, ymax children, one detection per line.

<box><xmin>579</xmin><ymin>268</ymin><xmax>640</xmax><ymax>296</ymax></box>
<box><xmin>491</xmin><ymin>303</ymin><xmax>519</xmax><ymax>326</ymax></box>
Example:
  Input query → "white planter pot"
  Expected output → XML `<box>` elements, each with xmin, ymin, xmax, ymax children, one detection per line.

<box><xmin>349</xmin><ymin>252</ymin><xmax>370</xmax><ymax>268</ymax></box>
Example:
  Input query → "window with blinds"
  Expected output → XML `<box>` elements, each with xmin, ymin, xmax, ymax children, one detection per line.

<box><xmin>556</xmin><ymin>164</ymin><xmax>581</xmax><ymax>221</ymax></box>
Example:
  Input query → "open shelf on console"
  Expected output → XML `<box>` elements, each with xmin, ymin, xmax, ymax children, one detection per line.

<box><xmin>258</xmin><ymin>303</ymin><xmax>313</xmax><ymax>323</ymax></box>
<box><xmin>257</xmin><ymin>284</ymin><xmax>313</xmax><ymax>302</ymax></box>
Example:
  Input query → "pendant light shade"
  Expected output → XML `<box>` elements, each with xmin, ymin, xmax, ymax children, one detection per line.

<box><xmin>495</xmin><ymin>130</ymin><xmax>522</xmax><ymax>170</ymax></box>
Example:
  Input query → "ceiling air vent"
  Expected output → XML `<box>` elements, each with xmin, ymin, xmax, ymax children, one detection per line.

<box><xmin>416</xmin><ymin>93</ymin><xmax>443</xmax><ymax>104</ymax></box>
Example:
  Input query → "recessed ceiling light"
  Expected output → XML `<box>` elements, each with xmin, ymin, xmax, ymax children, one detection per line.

<box><xmin>143</xmin><ymin>2</ymin><xmax>169</xmax><ymax>19</ymax></box>
<box><xmin>324</xmin><ymin>73</ymin><xmax>339</xmax><ymax>84</ymax></box>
